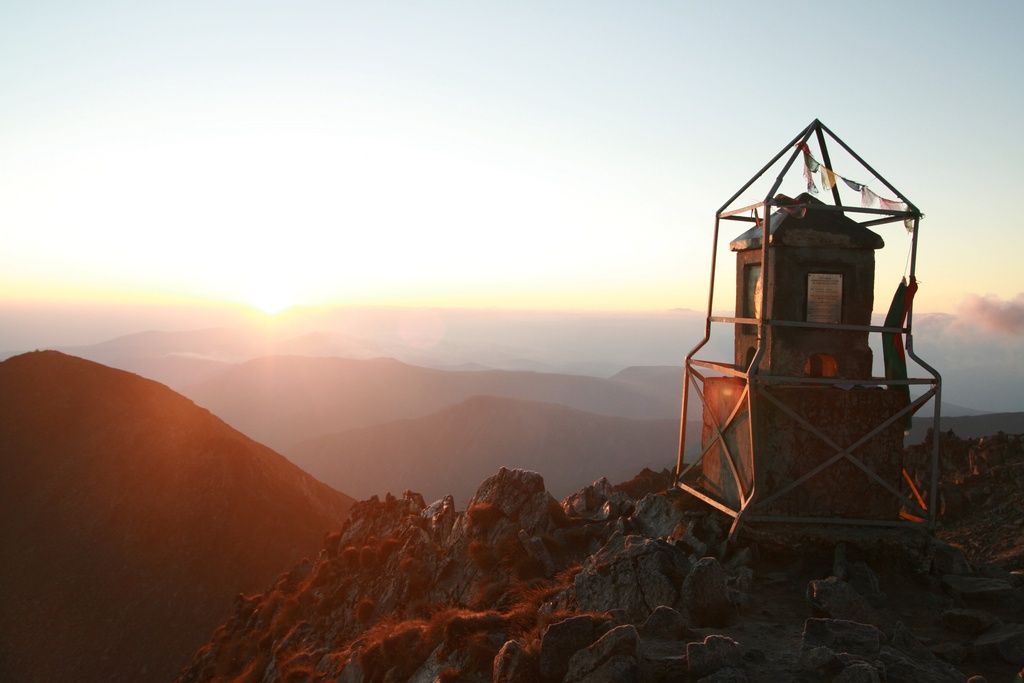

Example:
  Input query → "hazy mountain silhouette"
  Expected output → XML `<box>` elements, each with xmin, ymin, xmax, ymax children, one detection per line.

<box><xmin>184</xmin><ymin>356</ymin><xmax>680</xmax><ymax>452</ymax></box>
<box><xmin>0</xmin><ymin>352</ymin><xmax>353</xmax><ymax>683</ymax></box>
<box><xmin>289</xmin><ymin>395</ymin><xmax>680</xmax><ymax>504</ymax></box>
<box><xmin>57</xmin><ymin>328</ymin><xmax>377</xmax><ymax>391</ymax></box>
<box><xmin>908</xmin><ymin>411</ymin><xmax>1024</xmax><ymax>443</ymax></box>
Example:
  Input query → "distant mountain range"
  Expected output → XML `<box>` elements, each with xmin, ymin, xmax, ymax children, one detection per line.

<box><xmin>11</xmin><ymin>324</ymin><xmax>1003</xmax><ymax>421</ymax></box>
<box><xmin>0</xmin><ymin>352</ymin><xmax>353</xmax><ymax>683</ymax></box>
<box><xmin>290</xmin><ymin>395</ymin><xmax>681</xmax><ymax>504</ymax></box>
<box><xmin>182</xmin><ymin>355</ymin><xmax>682</xmax><ymax>453</ymax></box>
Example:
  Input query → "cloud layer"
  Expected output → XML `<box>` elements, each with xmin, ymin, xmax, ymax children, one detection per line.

<box><xmin>958</xmin><ymin>293</ymin><xmax>1024</xmax><ymax>335</ymax></box>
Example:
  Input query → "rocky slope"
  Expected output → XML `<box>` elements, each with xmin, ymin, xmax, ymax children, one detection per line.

<box><xmin>179</xmin><ymin>439</ymin><xmax>1024</xmax><ymax>682</ymax></box>
<box><xmin>0</xmin><ymin>351</ymin><xmax>354</xmax><ymax>683</ymax></box>
<box><xmin>289</xmin><ymin>395</ymin><xmax>680</xmax><ymax>504</ymax></box>
<box><xmin>914</xmin><ymin>431</ymin><xmax>1024</xmax><ymax>569</ymax></box>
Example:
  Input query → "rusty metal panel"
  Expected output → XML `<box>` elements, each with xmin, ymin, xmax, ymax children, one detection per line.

<box><xmin>700</xmin><ymin>377</ymin><xmax>753</xmax><ymax>509</ymax></box>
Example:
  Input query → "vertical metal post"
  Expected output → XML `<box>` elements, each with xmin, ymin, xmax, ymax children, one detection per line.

<box><xmin>903</xmin><ymin>215</ymin><xmax>942</xmax><ymax>526</ymax></box>
<box><xmin>814</xmin><ymin>122</ymin><xmax>843</xmax><ymax>211</ymax></box>
<box><xmin>677</xmin><ymin>215</ymin><xmax>722</xmax><ymax>479</ymax></box>
<box><xmin>728</xmin><ymin>127</ymin><xmax>813</xmax><ymax>528</ymax></box>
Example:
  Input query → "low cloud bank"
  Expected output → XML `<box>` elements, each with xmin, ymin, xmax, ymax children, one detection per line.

<box><xmin>958</xmin><ymin>293</ymin><xmax>1024</xmax><ymax>335</ymax></box>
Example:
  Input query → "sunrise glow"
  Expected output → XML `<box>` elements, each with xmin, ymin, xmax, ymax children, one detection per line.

<box><xmin>247</xmin><ymin>286</ymin><xmax>294</xmax><ymax>316</ymax></box>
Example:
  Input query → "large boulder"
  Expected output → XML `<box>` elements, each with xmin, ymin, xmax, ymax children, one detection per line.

<box><xmin>807</xmin><ymin>577</ymin><xmax>879</xmax><ymax>625</ymax></box>
<box><xmin>973</xmin><ymin>623</ymin><xmax>1024</xmax><ymax>664</ymax></box>
<box><xmin>422</xmin><ymin>494</ymin><xmax>458</xmax><ymax>543</ymax></box>
<box><xmin>563</xmin><ymin>477</ymin><xmax>633</xmax><ymax>521</ymax></box>
<box><xmin>835</xmin><ymin>661</ymin><xmax>881</xmax><ymax>683</ymax></box>
<box><xmin>929</xmin><ymin>540</ymin><xmax>972</xmax><ymax>576</ymax></box>
<box><xmin>629</xmin><ymin>494</ymin><xmax>686</xmax><ymax>538</ymax></box>
<box><xmin>941</xmin><ymin>574</ymin><xmax>1015</xmax><ymax>601</ymax></box>
<box><xmin>468</xmin><ymin>468</ymin><xmax>545</xmax><ymax>519</ymax></box>
<box><xmin>941</xmin><ymin>608</ymin><xmax>999</xmax><ymax>635</ymax></box>
<box><xmin>492</xmin><ymin>640</ymin><xmax>535</xmax><ymax>683</ymax></box>
<box><xmin>538</xmin><ymin>614</ymin><xmax>609</xmax><ymax>682</ymax></box>
<box><xmin>518</xmin><ymin>530</ymin><xmax>555</xmax><ymax>578</ymax></box>
<box><xmin>686</xmin><ymin>634</ymin><xmax>742</xmax><ymax>678</ymax></box>
<box><xmin>682</xmin><ymin>557</ymin><xmax>733</xmax><ymax>627</ymax></box>
<box><xmin>637</xmin><ymin>605</ymin><xmax>690</xmax><ymax>641</ymax></box>
<box><xmin>889</xmin><ymin>621</ymin><xmax>938</xmax><ymax>662</ymax></box>
<box><xmin>799</xmin><ymin>645</ymin><xmax>842</xmax><ymax>678</ymax></box>
<box><xmin>572</xmin><ymin>532</ymin><xmax>689</xmax><ymax>622</ymax></box>
<box><xmin>468</xmin><ymin>466</ymin><xmax>557</xmax><ymax>536</ymax></box>
<box><xmin>563</xmin><ymin>624</ymin><xmax>640</xmax><ymax>683</ymax></box>
<box><xmin>846</xmin><ymin>561</ymin><xmax>885</xmax><ymax>606</ymax></box>
<box><xmin>562</xmin><ymin>479</ymin><xmax>603</xmax><ymax>517</ymax></box>
<box><xmin>877</xmin><ymin>645</ymin><xmax>963</xmax><ymax>683</ymax></box>
<box><xmin>802</xmin><ymin>618</ymin><xmax>883</xmax><ymax>657</ymax></box>
<box><xmin>637</xmin><ymin>639</ymin><xmax>687</xmax><ymax>681</ymax></box>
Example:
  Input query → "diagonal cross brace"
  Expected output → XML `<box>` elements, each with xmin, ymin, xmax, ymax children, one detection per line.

<box><xmin>685</xmin><ymin>374</ymin><xmax>751</xmax><ymax>504</ymax></box>
<box><xmin>749</xmin><ymin>386</ymin><xmax>935</xmax><ymax>515</ymax></box>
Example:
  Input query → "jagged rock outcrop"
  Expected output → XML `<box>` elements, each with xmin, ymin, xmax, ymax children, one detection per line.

<box><xmin>568</xmin><ymin>532</ymin><xmax>690</xmax><ymax>622</ymax></box>
<box><xmin>178</xmin><ymin>461</ymin><xmax>1024</xmax><ymax>683</ymax></box>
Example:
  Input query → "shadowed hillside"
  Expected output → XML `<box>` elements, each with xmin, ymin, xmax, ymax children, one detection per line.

<box><xmin>0</xmin><ymin>352</ymin><xmax>353</xmax><ymax>683</ymax></box>
<box><xmin>184</xmin><ymin>356</ymin><xmax>679</xmax><ymax>452</ymax></box>
<box><xmin>289</xmin><ymin>395</ymin><xmax>679</xmax><ymax>504</ymax></box>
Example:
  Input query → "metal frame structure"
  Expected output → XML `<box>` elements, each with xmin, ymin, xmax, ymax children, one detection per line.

<box><xmin>674</xmin><ymin>119</ymin><xmax>942</xmax><ymax>534</ymax></box>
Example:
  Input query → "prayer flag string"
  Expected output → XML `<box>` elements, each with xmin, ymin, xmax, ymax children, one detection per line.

<box><xmin>794</xmin><ymin>142</ymin><xmax>917</xmax><ymax>232</ymax></box>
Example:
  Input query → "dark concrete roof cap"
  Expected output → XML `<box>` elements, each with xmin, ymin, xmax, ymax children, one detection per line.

<box><xmin>730</xmin><ymin>194</ymin><xmax>885</xmax><ymax>251</ymax></box>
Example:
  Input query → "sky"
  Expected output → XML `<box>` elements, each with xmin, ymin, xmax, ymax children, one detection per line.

<box><xmin>1</xmin><ymin>1</ymin><xmax>1022</xmax><ymax>319</ymax></box>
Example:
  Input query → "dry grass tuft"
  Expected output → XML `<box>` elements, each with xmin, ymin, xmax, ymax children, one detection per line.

<box><xmin>358</xmin><ymin>618</ymin><xmax>432</xmax><ymax>682</ymax></box>
<box><xmin>467</xmin><ymin>540</ymin><xmax>498</xmax><ymax>572</ymax></box>
<box><xmin>440</xmin><ymin>610</ymin><xmax>505</xmax><ymax>654</ymax></box>
<box><xmin>469</xmin><ymin>578</ymin><xmax>507</xmax><ymax>610</ymax></box>
<box><xmin>466</xmin><ymin>502</ymin><xmax>504</xmax><ymax>531</ymax></box>
<box><xmin>512</xmin><ymin>554</ymin><xmax>545</xmax><ymax>581</ymax></box>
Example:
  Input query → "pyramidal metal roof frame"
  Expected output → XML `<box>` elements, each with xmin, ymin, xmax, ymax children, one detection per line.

<box><xmin>674</xmin><ymin>119</ymin><xmax>942</xmax><ymax>536</ymax></box>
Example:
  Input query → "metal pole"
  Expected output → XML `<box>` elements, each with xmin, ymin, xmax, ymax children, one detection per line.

<box><xmin>902</xmin><ymin>215</ymin><xmax>942</xmax><ymax>526</ymax></box>
<box><xmin>730</xmin><ymin>125</ymin><xmax>817</xmax><ymax>533</ymax></box>
<box><xmin>814</xmin><ymin>122</ymin><xmax>844</xmax><ymax>211</ymax></box>
<box><xmin>676</xmin><ymin>214</ymin><xmax>722</xmax><ymax>480</ymax></box>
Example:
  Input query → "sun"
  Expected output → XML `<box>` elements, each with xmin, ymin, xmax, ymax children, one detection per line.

<box><xmin>247</xmin><ymin>286</ymin><xmax>294</xmax><ymax>315</ymax></box>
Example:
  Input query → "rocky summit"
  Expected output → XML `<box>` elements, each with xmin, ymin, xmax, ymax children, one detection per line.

<box><xmin>179</xmin><ymin>436</ymin><xmax>1024</xmax><ymax>683</ymax></box>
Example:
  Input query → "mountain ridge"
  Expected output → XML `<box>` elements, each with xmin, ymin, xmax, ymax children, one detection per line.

<box><xmin>288</xmin><ymin>394</ymin><xmax>681</xmax><ymax>504</ymax></box>
<box><xmin>184</xmin><ymin>354</ymin><xmax>679</xmax><ymax>452</ymax></box>
<box><xmin>0</xmin><ymin>351</ymin><xmax>354</xmax><ymax>683</ymax></box>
